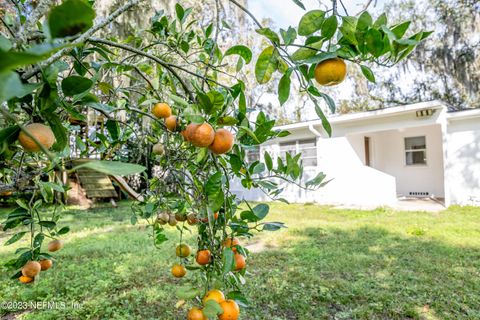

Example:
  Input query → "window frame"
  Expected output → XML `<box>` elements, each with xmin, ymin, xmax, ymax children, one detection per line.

<box><xmin>279</xmin><ymin>138</ymin><xmax>318</xmax><ymax>167</ymax></box>
<box><xmin>404</xmin><ymin>135</ymin><xmax>427</xmax><ymax>166</ymax></box>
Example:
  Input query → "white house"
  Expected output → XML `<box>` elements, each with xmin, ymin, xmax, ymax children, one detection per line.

<box><xmin>232</xmin><ymin>101</ymin><xmax>480</xmax><ymax>208</ymax></box>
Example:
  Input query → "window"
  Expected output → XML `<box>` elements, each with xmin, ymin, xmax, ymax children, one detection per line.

<box><xmin>245</xmin><ymin>146</ymin><xmax>260</xmax><ymax>163</ymax></box>
<box><xmin>299</xmin><ymin>139</ymin><xmax>317</xmax><ymax>166</ymax></box>
<box><xmin>279</xmin><ymin>139</ymin><xmax>317</xmax><ymax>167</ymax></box>
<box><xmin>405</xmin><ymin>136</ymin><xmax>427</xmax><ymax>165</ymax></box>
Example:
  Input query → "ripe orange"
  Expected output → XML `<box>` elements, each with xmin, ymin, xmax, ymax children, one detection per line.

<box><xmin>314</xmin><ymin>58</ymin><xmax>347</xmax><ymax>86</ymax></box>
<box><xmin>21</xmin><ymin>261</ymin><xmax>41</xmax><ymax>278</ymax></box>
<box><xmin>176</xmin><ymin>244</ymin><xmax>191</xmax><ymax>258</ymax></box>
<box><xmin>187</xmin><ymin>307</ymin><xmax>206</xmax><ymax>320</ymax></box>
<box><xmin>234</xmin><ymin>253</ymin><xmax>246</xmax><ymax>271</ymax></box>
<box><xmin>171</xmin><ymin>264</ymin><xmax>187</xmax><ymax>278</ymax></box>
<box><xmin>219</xmin><ymin>300</ymin><xmax>240</xmax><ymax>320</ymax></box>
<box><xmin>181</xmin><ymin>130</ymin><xmax>189</xmax><ymax>141</ymax></box>
<box><xmin>165</xmin><ymin>116</ymin><xmax>177</xmax><ymax>131</ymax></box>
<box><xmin>19</xmin><ymin>275</ymin><xmax>34</xmax><ymax>284</ymax></box>
<box><xmin>185</xmin><ymin>124</ymin><xmax>199</xmax><ymax>141</ymax></box>
<box><xmin>223</xmin><ymin>237</ymin><xmax>240</xmax><ymax>252</ymax></box>
<box><xmin>152</xmin><ymin>102</ymin><xmax>172</xmax><ymax>118</ymax></box>
<box><xmin>209</xmin><ymin>129</ymin><xmax>234</xmax><ymax>154</ymax></box>
<box><xmin>189</xmin><ymin>123</ymin><xmax>215</xmax><ymax>147</ymax></box>
<box><xmin>39</xmin><ymin>259</ymin><xmax>53</xmax><ymax>271</ymax></box>
<box><xmin>18</xmin><ymin>123</ymin><xmax>55</xmax><ymax>152</ymax></box>
<box><xmin>202</xmin><ymin>289</ymin><xmax>225</xmax><ymax>305</ymax></box>
<box><xmin>47</xmin><ymin>239</ymin><xmax>63</xmax><ymax>252</ymax></box>
<box><xmin>196</xmin><ymin>249</ymin><xmax>211</xmax><ymax>265</ymax></box>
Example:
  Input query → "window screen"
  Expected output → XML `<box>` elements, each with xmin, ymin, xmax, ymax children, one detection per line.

<box><xmin>405</xmin><ymin>136</ymin><xmax>427</xmax><ymax>165</ymax></box>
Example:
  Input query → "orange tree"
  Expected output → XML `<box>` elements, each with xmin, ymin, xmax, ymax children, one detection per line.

<box><xmin>0</xmin><ymin>0</ymin><xmax>430</xmax><ymax>318</ymax></box>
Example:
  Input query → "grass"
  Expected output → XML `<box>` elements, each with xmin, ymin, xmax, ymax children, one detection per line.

<box><xmin>1</xmin><ymin>202</ymin><xmax>480</xmax><ymax>319</ymax></box>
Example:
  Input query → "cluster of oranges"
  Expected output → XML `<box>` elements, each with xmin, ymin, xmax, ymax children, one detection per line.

<box><xmin>169</xmin><ymin>238</ymin><xmax>244</xmax><ymax>319</ymax></box>
<box><xmin>18</xmin><ymin>239</ymin><xmax>63</xmax><ymax>284</ymax></box>
<box><xmin>152</xmin><ymin>102</ymin><xmax>234</xmax><ymax>155</ymax></box>
<box><xmin>170</xmin><ymin>237</ymin><xmax>245</xmax><ymax>279</ymax></box>
<box><xmin>188</xmin><ymin>289</ymin><xmax>240</xmax><ymax>320</ymax></box>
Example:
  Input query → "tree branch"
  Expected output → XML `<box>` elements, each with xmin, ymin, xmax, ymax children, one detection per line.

<box><xmin>16</xmin><ymin>0</ymin><xmax>55</xmax><ymax>46</ymax></box>
<box><xmin>22</xmin><ymin>0</ymin><xmax>145</xmax><ymax>80</ymax></box>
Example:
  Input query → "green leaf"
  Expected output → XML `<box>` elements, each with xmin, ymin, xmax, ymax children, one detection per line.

<box><xmin>0</xmin><ymin>125</ymin><xmax>20</xmax><ymax>152</ymax></box>
<box><xmin>278</xmin><ymin>71</ymin><xmax>291</xmax><ymax>106</ymax></box>
<box><xmin>298</xmin><ymin>10</ymin><xmax>325</xmax><ymax>36</ymax></box>
<box><xmin>365</xmin><ymin>28</ymin><xmax>384</xmax><ymax>57</ymax></box>
<box><xmin>290</xmin><ymin>40</ymin><xmax>323</xmax><ymax>61</ymax></box>
<box><xmin>339</xmin><ymin>16</ymin><xmax>358</xmax><ymax>45</ymax></box>
<box><xmin>391</xmin><ymin>21</ymin><xmax>411</xmax><ymax>38</ymax></box>
<box><xmin>252</xmin><ymin>204</ymin><xmax>269</xmax><ymax>220</ymax></box>
<box><xmin>305</xmin><ymin>172</ymin><xmax>328</xmax><ymax>187</ymax></box>
<box><xmin>320</xmin><ymin>92</ymin><xmax>336</xmax><ymax>114</ymax></box>
<box><xmin>45</xmin><ymin>112</ymin><xmax>68</xmax><ymax>151</ymax></box>
<box><xmin>207</xmin><ymin>90</ymin><xmax>225</xmax><ymax>111</ymax></box>
<box><xmin>106</xmin><ymin>120</ymin><xmax>120</xmax><ymax>141</ymax></box>
<box><xmin>203</xmin><ymin>300</ymin><xmax>223</xmax><ymax>319</ymax></box>
<box><xmin>360</xmin><ymin>65</ymin><xmax>375</xmax><ymax>83</ymax></box>
<box><xmin>292</xmin><ymin>0</ymin><xmax>306</xmax><ymax>10</ymax></box>
<box><xmin>357</xmin><ymin>11</ymin><xmax>373</xmax><ymax>31</ymax></box>
<box><xmin>217</xmin><ymin>116</ymin><xmax>238</xmax><ymax>126</ymax></box>
<box><xmin>168</xmin><ymin>93</ymin><xmax>189</xmax><ymax>106</ymax></box>
<box><xmin>57</xmin><ymin>226</ymin><xmax>70</xmax><ymax>235</ymax></box>
<box><xmin>280</xmin><ymin>27</ymin><xmax>297</xmax><ymax>46</ymax></box>
<box><xmin>302</xmin><ymin>52</ymin><xmax>337</xmax><ymax>65</ymax></box>
<box><xmin>0</xmin><ymin>71</ymin><xmax>41</xmax><ymax>102</ymax></box>
<box><xmin>39</xmin><ymin>221</ymin><xmax>56</xmax><ymax>229</ymax></box>
<box><xmin>48</xmin><ymin>0</ymin><xmax>95</xmax><ymax>38</ymax></box>
<box><xmin>224</xmin><ymin>45</ymin><xmax>253</xmax><ymax>64</ymax></box>
<box><xmin>373</xmin><ymin>13</ymin><xmax>387</xmax><ymax>28</ymax></box>
<box><xmin>262</xmin><ymin>221</ymin><xmax>286</xmax><ymax>231</ymax></box>
<box><xmin>255</xmin><ymin>46</ymin><xmax>278</xmax><ymax>84</ymax></box>
<box><xmin>314</xmin><ymin>100</ymin><xmax>332</xmax><ymax>136</ymax></box>
<box><xmin>175</xmin><ymin>3</ymin><xmax>184</xmax><ymax>21</ymax></box>
<box><xmin>222</xmin><ymin>248</ymin><xmax>235</xmax><ymax>274</ymax></box>
<box><xmin>5</xmin><ymin>232</ymin><xmax>27</xmax><ymax>246</ymax></box>
<box><xmin>0</xmin><ymin>35</ymin><xmax>12</xmax><ymax>51</ymax></box>
<box><xmin>61</xmin><ymin>75</ymin><xmax>93</xmax><ymax>96</ymax></box>
<box><xmin>0</xmin><ymin>50</ymin><xmax>48</xmax><ymax>73</ymax></box>
<box><xmin>256</xmin><ymin>28</ymin><xmax>280</xmax><ymax>44</ymax></box>
<box><xmin>176</xmin><ymin>286</ymin><xmax>201</xmax><ymax>300</ymax></box>
<box><xmin>226</xmin><ymin>291</ymin><xmax>249</xmax><ymax>307</ymax></box>
<box><xmin>264</xmin><ymin>151</ymin><xmax>273</xmax><ymax>171</ymax></box>
<box><xmin>321</xmin><ymin>15</ymin><xmax>338</xmax><ymax>39</ymax></box>
<box><xmin>72</xmin><ymin>160</ymin><xmax>146</xmax><ymax>176</ymax></box>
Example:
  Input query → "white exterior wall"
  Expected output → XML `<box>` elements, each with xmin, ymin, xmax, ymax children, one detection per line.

<box><xmin>231</xmin><ymin>126</ymin><xmax>398</xmax><ymax>207</ymax></box>
<box><xmin>368</xmin><ymin>125</ymin><xmax>445</xmax><ymax>198</ymax></box>
<box><xmin>445</xmin><ymin>116</ymin><xmax>480</xmax><ymax>205</ymax></box>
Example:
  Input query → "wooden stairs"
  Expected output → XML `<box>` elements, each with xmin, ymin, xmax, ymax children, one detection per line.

<box><xmin>72</xmin><ymin>160</ymin><xmax>118</xmax><ymax>199</ymax></box>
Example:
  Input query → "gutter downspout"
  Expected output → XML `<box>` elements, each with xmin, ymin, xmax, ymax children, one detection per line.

<box><xmin>308</xmin><ymin>124</ymin><xmax>322</xmax><ymax>137</ymax></box>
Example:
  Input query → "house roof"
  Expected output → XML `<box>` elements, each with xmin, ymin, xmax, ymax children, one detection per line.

<box><xmin>446</xmin><ymin>107</ymin><xmax>480</xmax><ymax>121</ymax></box>
<box><xmin>274</xmin><ymin>100</ymin><xmax>446</xmax><ymax>131</ymax></box>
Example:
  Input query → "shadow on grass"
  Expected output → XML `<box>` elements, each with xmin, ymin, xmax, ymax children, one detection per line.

<box><xmin>246</xmin><ymin>226</ymin><xmax>480</xmax><ymax>320</ymax></box>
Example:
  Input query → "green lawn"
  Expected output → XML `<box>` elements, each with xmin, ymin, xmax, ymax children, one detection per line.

<box><xmin>1</xmin><ymin>202</ymin><xmax>480</xmax><ymax>319</ymax></box>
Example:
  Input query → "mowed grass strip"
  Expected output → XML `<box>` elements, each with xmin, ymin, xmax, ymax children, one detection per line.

<box><xmin>1</xmin><ymin>202</ymin><xmax>479</xmax><ymax>319</ymax></box>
